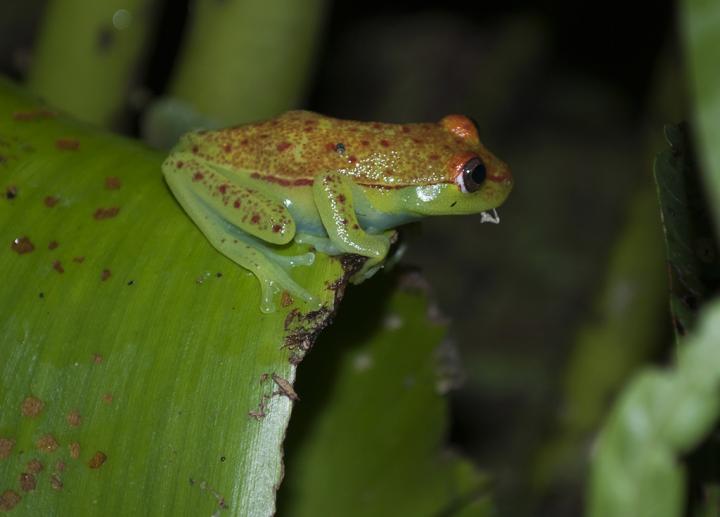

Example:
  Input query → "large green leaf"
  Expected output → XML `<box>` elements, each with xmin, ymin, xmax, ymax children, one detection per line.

<box><xmin>0</xmin><ymin>78</ymin><xmax>349</xmax><ymax>516</ymax></box>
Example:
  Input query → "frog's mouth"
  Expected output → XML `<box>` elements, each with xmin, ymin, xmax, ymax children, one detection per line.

<box><xmin>401</xmin><ymin>177</ymin><xmax>512</xmax><ymax>216</ymax></box>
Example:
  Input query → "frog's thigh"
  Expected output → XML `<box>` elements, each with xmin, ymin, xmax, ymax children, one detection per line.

<box><xmin>312</xmin><ymin>171</ymin><xmax>391</xmax><ymax>259</ymax></box>
<box><xmin>187</xmin><ymin>162</ymin><xmax>296</xmax><ymax>245</ymax></box>
<box><xmin>167</xmin><ymin>179</ymin><xmax>316</xmax><ymax>313</ymax></box>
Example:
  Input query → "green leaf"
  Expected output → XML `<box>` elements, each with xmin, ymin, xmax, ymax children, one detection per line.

<box><xmin>28</xmin><ymin>0</ymin><xmax>161</xmax><ymax>127</ymax></box>
<box><xmin>653</xmin><ymin>123</ymin><xmax>719</xmax><ymax>343</ymax></box>
<box><xmin>168</xmin><ymin>0</ymin><xmax>327</xmax><ymax>125</ymax></box>
<box><xmin>0</xmin><ymin>77</ymin><xmax>350</xmax><ymax>516</ymax></box>
<box><xmin>683</xmin><ymin>0</ymin><xmax>720</xmax><ymax>218</ymax></box>
<box><xmin>279</xmin><ymin>273</ymin><xmax>491</xmax><ymax>516</ymax></box>
<box><xmin>587</xmin><ymin>301</ymin><xmax>720</xmax><ymax>517</ymax></box>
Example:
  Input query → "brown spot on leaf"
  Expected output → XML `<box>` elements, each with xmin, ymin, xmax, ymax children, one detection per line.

<box><xmin>48</xmin><ymin>241</ymin><xmax>58</xmax><ymax>250</ymax></box>
<box><xmin>5</xmin><ymin>185</ymin><xmax>17</xmax><ymax>199</ymax></box>
<box><xmin>55</xmin><ymin>461</ymin><xmax>66</xmax><ymax>472</ymax></box>
<box><xmin>44</xmin><ymin>196</ymin><xmax>59</xmax><ymax>207</ymax></box>
<box><xmin>93</xmin><ymin>353</ymin><xmax>103</xmax><ymax>364</ymax></box>
<box><xmin>19</xmin><ymin>473</ymin><xmax>36</xmax><ymax>492</ymax></box>
<box><xmin>52</xmin><ymin>260</ymin><xmax>64</xmax><ymax>274</ymax></box>
<box><xmin>93</xmin><ymin>206</ymin><xmax>120</xmax><ymax>220</ymax></box>
<box><xmin>21</xmin><ymin>396</ymin><xmax>43</xmax><ymax>417</ymax></box>
<box><xmin>88</xmin><ymin>451</ymin><xmax>107</xmax><ymax>469</ymax></box>
<box><xmin>276</xmin><ymin>141</ymin><xmax>292</xmax><ymax>152</ymax></box>
<box><xmin>102</xmin><ymin>393</ymin><xmax>113</xmax><ymax>405</ymax></box>
<box><xmin>0</xmin><ymin>490</ymin><xmax>20</xmax><ymax>511</ymax></box>
<box><xmin>100</xmin><ymin>269</ymin><xmax>111</xmax><ymax>281</ymax></box>
<box><xmin>26</xmin><ymin>460</ymin><xmax>43</xmax><ymax>474</ymax></box>
<box><xmin>280</xmin><ymin>291</ymin><xmax>293</xmax><ymax>308</ymax></box>
<box><xmin>69</xmin><ymin>442</ymin><xmax>80</xmax><ymax>459</ymax></box>
<box><xmin>97</xmin><ymin>25</ymin><xmax>114</xmax><ymax>49</ymax></box>
<box><xmin>55</xmin><ymin>138</ymin><xmax>79</xmax><ymax>150</ymax></box>
<box><xmin>36</xmin><ymin>434</ymin><xmax>58</xmax><ymax>453</ymax></box>
<box><xmin>11</xmin><ymin>236</ymin><xmax>34</xmax><ymax>254</ymax></box>
<box><xmin>73</xmin><ymin>256</ymin><xmax>85</xmax><ymax>263</ymax></box>
<box><xmin>0</xmin><ymin>438</ymin><xmax>14</xmax><ymax>459</ymax></box>
<box><xmin>104</xmin><ymin>176</ymin><xmax>121</xmax><ymax>190</ymax></box>
<box><xmin>50</xmin><ymin>474</ymin><xmax>62</xmax><ymax>491</ymax></box>
<box><xmin>66</xmin><ymin>410</ymin><xmax>81</xmax><ymax>427</ymax></box>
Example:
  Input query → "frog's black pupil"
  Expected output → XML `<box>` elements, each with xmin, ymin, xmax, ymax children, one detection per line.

<box><xmin>471</xmin><ymin>162</ymin><xmax>486</xmax><ymax>184</ymax></box>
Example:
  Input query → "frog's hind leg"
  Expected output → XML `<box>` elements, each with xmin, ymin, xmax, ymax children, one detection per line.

<box><xmin>217</xmin><ymin>230</ymin><xmax>317</xmax><ymax>313</ymax></box>
<box><xmin>167</xmin><ymin>177</ymin><xmax>317</xmax><ymax>313</ymax></box>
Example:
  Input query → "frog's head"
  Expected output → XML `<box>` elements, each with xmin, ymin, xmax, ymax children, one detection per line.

<box><xmin>398</xmin><ymin>114</ymin><xmax>513</xmax><ymax>216</ymax></box>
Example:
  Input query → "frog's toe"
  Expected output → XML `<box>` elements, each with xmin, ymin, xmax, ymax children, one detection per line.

<box><xmin>255</xmin><ymin>270</ymin><xmax>319</xmax><ymax>314</ymax></box>
<box><xmin>271</xmin><ymin>251</ymin><xmax>316</xmax><ymax>269</ymax></box>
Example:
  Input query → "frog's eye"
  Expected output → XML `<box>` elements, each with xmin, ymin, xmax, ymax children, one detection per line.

<box><xmin>457</xmin><ymin>157</ymin><xmax>486</xmax><ymax>193</ymax></box>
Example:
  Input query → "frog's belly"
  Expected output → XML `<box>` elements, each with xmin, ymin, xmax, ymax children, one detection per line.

<box><xmin>256</xmin><ymin>181</ymin><xmax>419</xmax><ymax>237</ymax></box>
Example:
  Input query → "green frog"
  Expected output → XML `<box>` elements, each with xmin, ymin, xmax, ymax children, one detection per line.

<box><xmin>162</xmin><ymin>111</ymin><xmax>513</xmax><ymax>312</ymax></box>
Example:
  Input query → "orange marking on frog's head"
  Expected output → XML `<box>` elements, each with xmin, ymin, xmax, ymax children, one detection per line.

<box><xmin>440</xmin><ymin>115</ymin><xmax>479</xmax><ymax>145</ymax></box>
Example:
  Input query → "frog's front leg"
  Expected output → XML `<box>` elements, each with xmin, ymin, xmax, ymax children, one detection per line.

<box><xmin>163</xmin><ymin>159</ymin><xmax>316</xmax><ymax>312</ymax></box>
<box><xmin>312</xmin><ymin>171</ymin><xmax>394</xmax><ymax>280</ymax></box>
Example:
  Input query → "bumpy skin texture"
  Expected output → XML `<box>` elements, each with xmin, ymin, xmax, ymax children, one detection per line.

<box><xmin>162</xmin><ymin>111</ymin><xmax>513</xmax><ymax>312</ymax></box>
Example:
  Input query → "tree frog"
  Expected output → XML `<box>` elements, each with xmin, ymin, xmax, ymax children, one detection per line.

<box><xmin>162</xmin><ymin>111</ymin><xmax>513</xmax><ymax>313</ymax></box>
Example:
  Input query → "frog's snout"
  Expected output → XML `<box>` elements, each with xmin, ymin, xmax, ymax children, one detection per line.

<box><xmin>489</xmin><ymin>163</ymin><xmax>513</xmax><ymax>191</ymax></box>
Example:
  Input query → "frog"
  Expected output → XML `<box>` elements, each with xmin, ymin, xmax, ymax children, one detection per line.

<box><xmin>162</xmin><ymin>111</ymin><xmax>513</xmax><ymax>313</ymax></box>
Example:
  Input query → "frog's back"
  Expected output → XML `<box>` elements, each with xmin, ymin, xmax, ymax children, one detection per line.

<box><xmin>195</xmin><ymin>111</ymin><xmax>483</xmax><ymax>187</ymax></box>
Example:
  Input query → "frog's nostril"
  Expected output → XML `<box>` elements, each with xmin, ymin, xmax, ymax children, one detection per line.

<box><xmin>489</xmin><ymin>165</ymin><xmax>513</xmax><ymax>188</ymax></box>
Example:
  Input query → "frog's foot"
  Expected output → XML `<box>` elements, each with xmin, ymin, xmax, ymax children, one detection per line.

<box><xmin>347</xmin><ymin>230</ymin><xmax>398</xmax><ymax>283</ymax></box>
<box><xmin>297</xmin><ymin>230</ymin><xmax>398</xmax><ymax>284</ymax></box>
<box><xmin>218</xmin><ymin>235</ymin><xmax>318</xmax><ymax>313</ymax></box>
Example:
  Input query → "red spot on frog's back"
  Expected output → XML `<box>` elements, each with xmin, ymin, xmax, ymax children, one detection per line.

<box><xmin>55</xmin><ymin>138</ymin><xmax>80</xmax><ymax>150</ymax></box>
